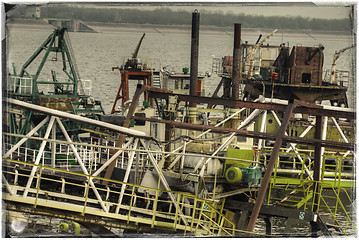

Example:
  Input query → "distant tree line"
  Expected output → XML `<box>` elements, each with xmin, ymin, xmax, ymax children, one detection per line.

<box><xmin>9</xmin><ymin>5</ymin><xmax>352</xmax><ymax>32</ymax></box>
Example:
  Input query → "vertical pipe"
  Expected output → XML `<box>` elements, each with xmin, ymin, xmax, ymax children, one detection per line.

<box><xmin>232</xmin><ymin>23</ymin><xmax>241</xmax><ymax>101</ymax></box>
<box><xmin>189</xmin><ymin>10</ymin><xmax>200</xmax><ymax>108</ymax></box>
<box><xmin>188</xmin><ymin>10</ymin><xmax>200</xmax><ymax>140</ymax></box>
<box><xmin>231</xmin><ymin>24</ymin><xmax>242</xmax><ymax>130</ymax></box>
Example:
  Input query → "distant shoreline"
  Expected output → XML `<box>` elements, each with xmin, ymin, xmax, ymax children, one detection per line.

<box><xmin>6</xmin><ymin>17</ymin><xmax>353</xmax><ymax>36</ymax></box>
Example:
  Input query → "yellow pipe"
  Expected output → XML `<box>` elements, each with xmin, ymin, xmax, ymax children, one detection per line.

<box><xmin>59</xmin><ymin>222</ymin><xmax>69</xmax><ymax>231</ymax></box>
<box><xmin>71</xmin><ymin>221</ymin><xmax>81</xmax><ymax>235</ymax></box>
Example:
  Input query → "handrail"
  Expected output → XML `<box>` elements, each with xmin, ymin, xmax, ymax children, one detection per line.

<box><xmin>2</xmin><ymin>158</ymin><xmax>237</xmax><ymax>236</ymax></box>
<box><xmin>4</xmin><ymin>132</ymin><xmax>259</xmax><ymax>166</ymax></box>
<box><xmin>262</xmin><ymin>148</ymin><xmax>356</xmax><ymax>236</ymax></box>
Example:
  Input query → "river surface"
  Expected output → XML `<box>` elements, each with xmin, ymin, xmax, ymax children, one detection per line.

<box><xmin>6</xmin><ymin>24</ymin><xmax>356</xmax><ymax>113</ymax></box>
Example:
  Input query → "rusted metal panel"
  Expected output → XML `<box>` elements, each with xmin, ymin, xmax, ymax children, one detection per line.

<box><xmin>39</xmin><ymin>97</ymin><xmax>78</xmax><ymax>112</ymax></box>
<box><xmin>111</xmin><ymin>70</ymin><xmax>152</xmax><ymax>113</ymax></box>
<box><xmin>289</xmin><ymin>46</ymin><xmax>324</xmax><ymax>86</ymax></box>
<box><xmin>143</xmin><ymin>85</ymin><xmax>173</xmax><ymax>93</ymax></box>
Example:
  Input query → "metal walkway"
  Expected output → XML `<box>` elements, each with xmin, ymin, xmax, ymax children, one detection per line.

<box><xmin>3</xmin><ymin>157</ymin><xmax>248</xmax><ymax>236</ymax></box>
<box><xmin>2</xmin><ymin>98</ymin><xmax>265</xmax><ymax>237</ymax></box>
<box><xmin>3</xmin><ymin>97</ymin><xmax>356</xmax><ymax>236</ymax></box>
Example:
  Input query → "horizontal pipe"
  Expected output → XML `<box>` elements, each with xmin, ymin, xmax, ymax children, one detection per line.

<box><xmin>264</xmin><ymin>98</ymin><xmax>355</xmax><ymax>113</ymax></box>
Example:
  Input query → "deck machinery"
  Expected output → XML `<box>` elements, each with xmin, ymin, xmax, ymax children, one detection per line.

<box><xmin>214</xmin><ymin>41</ymin><xmax>351</xmax><ymax>107</ymax></box>
<box><xmin>3</xmin><ymin>18</ymin><xmax>356</xmax><ymax>238</ymax></box>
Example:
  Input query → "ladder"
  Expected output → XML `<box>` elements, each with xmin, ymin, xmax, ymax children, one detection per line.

<box><xmin>152</xmin><ymin>71</ymin><xmax>162</xmax><ymax>88</ymax></box>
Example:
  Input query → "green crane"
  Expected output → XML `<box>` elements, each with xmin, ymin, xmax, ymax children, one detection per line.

<box><xmin>7</xmin><ymin>27</ymin><xmax>104</xmax><ymax>145</ymax></box>
<box><xmin>14</xmin><ymin>27</ymin><xmax>82</xmax><ymax>103</ymax></box>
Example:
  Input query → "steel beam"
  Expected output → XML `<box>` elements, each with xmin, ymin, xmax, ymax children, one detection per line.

<box><xmin>2</xmin><ymin>174</ymin><xmax>15</xmax><ymax>196</ymax></box>
<box><xmin>147</xmin><ymin>91</ymin><xmax>354</xmax><ymax>119</ymax></box>
<box><xmin>139</xmin><ymin>139</ymin><xmax>188</xmax><ymax>225</ymax></box>
<box><xmin>195</xmin><ymin>109</ymin><xmax>262</xmax><ymax>176</ymax></box>
<box><xmin>92</xmin><ymin>138</ymin><xmax>134</xmax><ymax>177</ymax></box>
<box><xmin>166</xmin><ymin>107</ymin><xmax>247</xmax><ymax>169</ymax></box>
<box><xmin>246</xmin><ymin>100</ymin><xmax>297</xmax><ymax>233</ymax></box>
<box><xmin>133</xmin><ymin>116</ymin><xmax>354</xmax><ymax>150</ymax></box>
<box><xmin>56</xmin><ymin>118</ymin><xmax>109</xmax><ymax>213</ymax></box>
<box><xmin>115</xmin><ymin>138</ymin><xmax>139</xmax><ymax>213</ymax></box>
<box><xmin>51</xmin><ymin>122</ymin><xmax>56</xmax><ymax>173</ymax></box>
<box><xmin>313</xmin><ymin>115</ymin><xmax>323</xmax><ymax>213</ymax></box>
<box><xmin>271</xmin><ymin>110</ymin><xmax>313</xmax><ymax>180</ymax></box>
<box><xmin>23</xmin><ymin>116</ymin><xmax>56</xmax><ymax>197</ymax></box>
<box><xmin>3</xmin><ymin>116</ymin><xmax>50</xmax><ymax>159</ymax></box>
<box><xmin>6</xmin><ymin>98</ymin><xmax>147</xmax><ymax>137</ymax></box>
<box><xmin>103</xmin><ymin>84</ymin><xmax>147</xmax><ymax>184</ymax></box>
<box><xmin>226</xmin><ymin>200</ymin><xmax>316</xmax><ymax>222</ymax></box>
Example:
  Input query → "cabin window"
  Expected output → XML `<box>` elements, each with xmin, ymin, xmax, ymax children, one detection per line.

<box><xmin>302</xmin><ymin>73</ymin><xmax>311</xmax><ymax>84</ymax></box>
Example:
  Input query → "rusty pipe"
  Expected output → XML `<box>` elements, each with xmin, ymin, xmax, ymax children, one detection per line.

<box><xmin>232</xmin><ymin>23</ymin><xmax>241</xmax><ymax>101</ymax></box>
<box><xmin>189</xmin><ymin>10</ymin><xmax>200</xmax><ymax>108</ymax></box>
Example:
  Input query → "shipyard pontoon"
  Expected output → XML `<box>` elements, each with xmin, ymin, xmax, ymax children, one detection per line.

<box><xmin>3</xmin><ymin>11</ymin><xmax>356</xmax><ymax>238</ymax></box>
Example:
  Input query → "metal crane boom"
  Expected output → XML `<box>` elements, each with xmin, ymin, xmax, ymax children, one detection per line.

<box><xmin>330</xmin><ymin>45</ymin><xmax>354</xmax><ymax>84</ymax></box>
<box><xmin>132</xmin><ymin>33</ymin><xmax>146</xmax><ymax>58</ymax></box>
<box><xmin>247</xmin><ymin>29</ymin><xmax>278</xmax><ymax>78</ymax></box>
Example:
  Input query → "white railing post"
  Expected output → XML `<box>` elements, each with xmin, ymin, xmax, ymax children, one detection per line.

<box><xmin>115</xmin><ymin>138</ymin><xmax>139</xmax><ymax>213</ymax></box>
<box><xmin>3</xmin><ymin>116</ymin><xmax>50</xmax><ymax>159</ymax></box>
<box><xmin>23</xmin><ymin>116</ymin><xmax>56</xmax><ymax>197</ymax></box>
<box><xmin>92</xmin><ymin>138</ymin><xmax>134</xmax><ymax>178</ymax></box>
<box><xmin>56</xmin><ymin>117</ymin><xmax>109</xmax><ymax>213</ymax></box>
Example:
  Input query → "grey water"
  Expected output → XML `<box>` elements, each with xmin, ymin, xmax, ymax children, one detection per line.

<box><xmin>6</xmin><ymin>26</ymin><xmax>355</xmax><ymax>113</ymax></box>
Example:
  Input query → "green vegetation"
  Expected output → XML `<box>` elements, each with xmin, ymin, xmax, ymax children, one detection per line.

<box><xmin>9</xmin><ymin>5</ymin><xmax>352</xmax><ymax>32</ymax></box>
